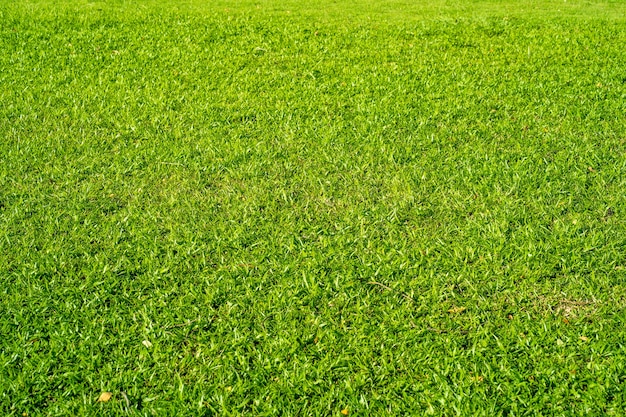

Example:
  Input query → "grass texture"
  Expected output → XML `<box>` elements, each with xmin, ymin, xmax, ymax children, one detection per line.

<box><xmin>1</xmin><ymin>0</ymin><xmax>626</xmax><ymax>415</ymax></box>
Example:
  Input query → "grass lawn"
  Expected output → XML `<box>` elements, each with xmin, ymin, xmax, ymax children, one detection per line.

<box><xmin>1</xmin><ymin>0</ymin><xmax>626</xmax><ymax>415</ymax></box>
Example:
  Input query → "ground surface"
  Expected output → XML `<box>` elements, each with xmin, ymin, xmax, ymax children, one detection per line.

<box><xmin>1</xmin><ymin>0</ymin><xmax>626</xmax><ymax>415</ymax></box>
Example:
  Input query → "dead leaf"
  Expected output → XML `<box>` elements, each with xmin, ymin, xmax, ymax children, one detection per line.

<box><xmin>97</xmin><ymin>392</ymin><xmax>112</xmax><ymax>402</ymax></box>
<box><xmin>142</xmin><ymin>340</ymin><xmax>153</xmax><ymax>348</ymax></box>
<box><xmin>579</xmin><ymin>336</ymin><xmax>589</xmax><ymax>342</ymax></box>
<box><xmin>447</xmin><ymin>306</ymin><xmax>466</xmax><ymax>314</ymax></box>
<box><xmin>341</xmin><ymin>409</ymin><xmax>349</xmax><ymax>415</ymax></box>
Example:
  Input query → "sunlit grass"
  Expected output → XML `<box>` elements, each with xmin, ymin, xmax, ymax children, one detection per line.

<box><xmin>1</xmin><ymin>0</ymin><xmax>626</xmax><ymax>415</ymax></box>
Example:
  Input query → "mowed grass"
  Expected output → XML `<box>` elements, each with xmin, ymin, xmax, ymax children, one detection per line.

<box><xmin>2</xmin><ymin>0</ymin><xmax>626</xmax><ymax>415</ymax></box>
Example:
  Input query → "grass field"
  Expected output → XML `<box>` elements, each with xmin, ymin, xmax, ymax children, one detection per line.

<box><xmin>2</xmin><ymin>0</ymin><xmax>626</xmax><ymax>415</ymax></box>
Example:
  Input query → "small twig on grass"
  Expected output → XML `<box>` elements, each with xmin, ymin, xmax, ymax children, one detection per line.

<box><xmin>427</xmin><ymin>327</ymin><xmax>447</xmax><ymax>334</ymax></box>
<box><xmin>121</xmin><ymin>391</ymin><xmax>130</xmax><ymax>410</ymax></box>
<box><xmin>367</xmin><ymin>281</ymin><xmax>415</xmax><ymax>302</ymax></box>
<box><xmin>368</xmin><ymin>281</ymin><xmax>394</xmax><ymax>291</ymax></box>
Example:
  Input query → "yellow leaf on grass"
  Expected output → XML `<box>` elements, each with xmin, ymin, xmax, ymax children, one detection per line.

<box><xmin>579</xmin><ymin>336</ymin><xmax>589</xmax><ymax>342</ymax></box>
<box><xmin>341</xmin><ymin>409</ymin><xmax>349</xmax><ymax>415</ymax></box>
<box><xmin>447</xmin><ymin>306</ymin><xmax>466</xmax><ymax>314</ymax></box>
<box><xmin>97</xmin><ymin>392</ymin><xmax>112</xmax><ymax>402</ymax></box>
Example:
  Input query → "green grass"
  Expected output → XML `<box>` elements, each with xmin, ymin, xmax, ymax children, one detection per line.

<box><xmin>2</xmin><ymin>0</ymin><xmax>626</xmax><ymax>415</ymax></box>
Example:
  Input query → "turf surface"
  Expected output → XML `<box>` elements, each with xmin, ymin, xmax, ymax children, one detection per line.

<box><xmin>1</xmin><ymin>0</ymin><xmax>626</xmax><ymax>415</ymax></box>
